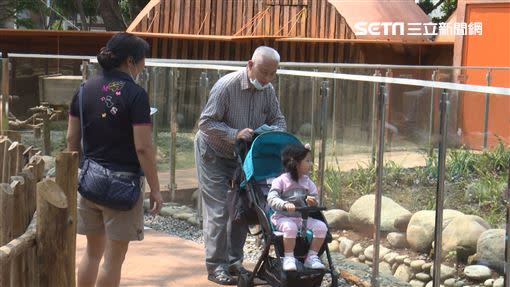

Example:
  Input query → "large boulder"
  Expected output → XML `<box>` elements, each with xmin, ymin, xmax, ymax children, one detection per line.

<box><xmin>406</xmin><ymin>209</ymin><xmax>464</xmax><ymax>253</ymax></box>
<box><xmin>323</xmin><ymin>209</ymin><xmax>351</xmax><ymax>230</ymax></box>
<box><xmin>475</xmin><ymin>229</ymin><xmax>505</xmax><ymax>269</ymax></box>
<box><xmin>349</xmin><ymin>194</ymin><xmax>411</xmax><ymax>233</ymax></box>
<box><xmin>442</xmin><ymin>215</ymin><xmax>490</xmax><ymax>256</ymax></box>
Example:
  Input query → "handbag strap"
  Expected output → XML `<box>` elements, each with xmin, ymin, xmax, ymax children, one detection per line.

<box><xmin>78</xmin><ymin>83</ymin><xmax>87</xmax><ymax>155</ymax></box>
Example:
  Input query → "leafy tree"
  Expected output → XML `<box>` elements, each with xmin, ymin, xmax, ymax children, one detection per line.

<box><xmin>1</xmin><ymin>0</ymin><xmax>149</xmax><ymax>31</ymax></box>
<box><xmin>418</xmin><ymin>0</ymin><xmax>458</xmax><ymax>23</ymax></box>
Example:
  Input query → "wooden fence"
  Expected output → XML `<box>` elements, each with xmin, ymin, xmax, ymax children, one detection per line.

<box><xmin>0</xmin><ymin>132</ymin><xmax>79</xmax><ymax>287</ymax></box>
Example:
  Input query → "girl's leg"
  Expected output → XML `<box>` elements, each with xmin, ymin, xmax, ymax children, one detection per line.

<box><xmin>273</xmin><ymin>217</ymin><xmax>299</xmax><ymax>253</ymax></box>
<box><xmin>306</xmin><ymin>218</ymin><xmax>328</xmax><ymax>252</ymax></box>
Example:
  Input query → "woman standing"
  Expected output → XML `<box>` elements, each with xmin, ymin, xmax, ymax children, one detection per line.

<box><xmin>66</xmin><ymin>32</ymin><xmax>163</xmax><ymax>287</ymax></box>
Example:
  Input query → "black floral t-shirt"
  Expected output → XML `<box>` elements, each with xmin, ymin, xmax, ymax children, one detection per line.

<box><xmin>69</xmin><ymin>70</ymin><xmax>151</xmax><ymax>173</ymax></box>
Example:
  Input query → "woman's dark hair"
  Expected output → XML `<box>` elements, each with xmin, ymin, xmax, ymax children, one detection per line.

<box><xmin>282</xmin><ymin>144</ymin><xmax>310</xmax><ymax>182</ymax></box>
<box><xmin>97</xmin><ymin>32</ymin><xmax>150</xmax><ymax>71</ymax></box>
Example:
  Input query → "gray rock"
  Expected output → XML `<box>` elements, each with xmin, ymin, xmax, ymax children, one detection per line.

<box><xmin>388</xmin><ymin>232</ymin><xmax>408</xmax><ymax>249</ymax></box>
<box><xmin>349</xmin><ymin>194</ymin><xmax>411</xmax><ymax>233</ymax></box>
<box><xmin>429</xmin><ymin>264</ymin><xmax>456</xmax><ymax>281</ymax></box>
<box><xmin>338</xmin><ymin>237</ymin><xmax>354</xmax><ymax>257</ymax></box>
<box><xmin>407</xmin><ymin>209</ymin><xmax>464</xmax><ymax>253</ymax></box>
<box><xmin>404</xmin><ymin>258</ymin><xmax>412</xmax><ymax>265</ymax></box>
<box><xmin>159</xmin><ymin>206</ymin><xmax>177</xmax><ymax>217</ymax></box>
<box><xmin>174</xmin><ymin>212</ymin><xmax>193</xmax><ymax>220</ymax></box>
<box><xmin>323</xmin><ymin>209</ymin><xmax>351</xmax><ymax>229</ymax></box>
<box><xmin>493</xmin><ymin>277</ymin><xmax>504</xmax><ymax>287</ymax></box>
<box><xmin>422</xmin><ymin>262</ymin><xmax>433</xmax><ymax>272</ymax></box>
<box><xmin>186</xmin><ymin>216</ymin><xmax>199</xmax><ymax>226</ymax></box>
<box><xmin>425</xmin><ymin>282</ymin><xmax>444</xmax><ymax>287</ymax></box>
<box><xmin>415</xmin><ymin>272</ymin><xmax>431</xmax><ymax>282</ymax></box>
<box><xmin>463</xmin><ymin>265</ymin><xmax>492</xmax><ymax>281</ymax></box>
<box><xmin>379</xmin><ymin>262</ymin><xmax>393</xmax><ymax>275</ymax></box>
<box><xmin>410</xmin><ymin>279</ymin><xmax>425</xmax><ymax>287</ymax></box>
<box><xmin>394</xmin><ymin>264</ymin><xmax>413</xmax><ymax>282</ymax></box>
<box><xmin>411</xmin><ymin>260</ymin><xmax>427</xmax><ymax>272</ymax></box>
<box><xmin>364</xmin><ymin>244</ymin><xmax>390</xmax><ymax>261</ymax></box>
<box><xmin>384</xmin><ymin>252</ymin><xmax>399</xmax><ymax>264</ymax></box>
<box><xmin>483</xmin><ymin>278</ymin><xmax>494</xmax><ymax>286</ymax></box>
<box><xmin>358</xmin><ymin>254</ymin><xmax>366</xmax><ymax>262</ymax></box>
<box><xmin>444</xmin><ymin>278</ymin><xmax>456</xmax><ymax>286</ymax></box>
<box><xmin>331</xmin><ymin>254</ymin><xmax>412</xmax><ymax>287</ymax></box>
<box><xmin>395</xmin><ymin>213</ymin><xmax>413</xmax><ymax>232</ymax></box>
<box><xmin>476</xmin><ymin>229</ymin><xmax>505</xmax><ymax>270</ymax></box>
<box><xmin>442</xmin><ymin>215</ymin><xmax>490</xmax><ymax>256</ymax></box>
<box><xmin>328</xmin><ymin>240</ymin><xmax>340</xmax><ymax>253</ymax></box>
<box><xmin>352</xmin><ymin>243</ymin><xmax>364</xmax><ymax>256</ymax></box>
<box><xmin>396</xmin><ymin>255</ymin><xmax>408</xmax><ymax>264</ymax></box>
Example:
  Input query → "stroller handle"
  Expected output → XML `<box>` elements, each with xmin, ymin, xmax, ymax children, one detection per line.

<box><xmin>293</xmin><ymin>206</ymin><xmax>326</xmax><ymax>220</ymax></box>
<box><xmin>294</xmin><ymin>206</ymin><xmax>327</xmax><ymax>213</ymax></box>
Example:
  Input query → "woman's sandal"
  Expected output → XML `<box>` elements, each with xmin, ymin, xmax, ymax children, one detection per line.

<box><xmin>207</xmin><ymin>270</ymin><xmax>237</xmax><ymax>285</ymax></box>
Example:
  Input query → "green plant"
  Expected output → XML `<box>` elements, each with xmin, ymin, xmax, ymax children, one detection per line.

<box><xmin>447</xmin><ymin>147</ymin><xmax>477</xmax><ymax>180</ymax></box>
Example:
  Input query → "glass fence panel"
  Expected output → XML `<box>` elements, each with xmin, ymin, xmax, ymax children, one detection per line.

<box><xmin>7</xmin><ymin>56</ymin><xmax>85</xmax><ymax>156</ymax></box>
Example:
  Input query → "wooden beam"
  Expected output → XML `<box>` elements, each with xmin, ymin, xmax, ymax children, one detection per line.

<box><xmin>0</xmin><ymin>212</ymin><xmax>36</xmax><ymax>269</ymax></box>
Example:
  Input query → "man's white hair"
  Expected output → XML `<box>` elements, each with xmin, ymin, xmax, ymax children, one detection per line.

<box><xmin>252</xmin><ymin>46</ymin><xmax>280</xmax><ymax>63</ymax></box>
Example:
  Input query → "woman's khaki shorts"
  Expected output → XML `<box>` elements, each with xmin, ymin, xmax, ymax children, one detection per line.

<box><xmin>77</xmin><ymin>181</ymin><xmax>145</xmax><ymax>241</ymax></box>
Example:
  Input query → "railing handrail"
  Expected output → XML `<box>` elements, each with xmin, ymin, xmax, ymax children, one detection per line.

<box><xmin>93</xmin><ymin>61</ymin><xmax>510</xmax><ymax>96</ymax></box>
<box><xmin>4</xmin><ymin>53</ymin><xmax>510</xmax><ymax>71</ymax></box>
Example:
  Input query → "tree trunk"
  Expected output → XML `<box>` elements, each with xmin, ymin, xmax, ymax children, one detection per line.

<box><xmin>74</xmin><ymin>0</ymin><xmax>89</xmax><ymax>30</ymax></box>
<box><xmin>98</xmin><ymin>0</ymin><xmax>127</xmax><ymax>31</ymax></box>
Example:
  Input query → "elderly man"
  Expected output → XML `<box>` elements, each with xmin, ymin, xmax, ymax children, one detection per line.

<box><xmin>195</xmin><ymin>46</ymin><xmax>287</xmax><ymax>285</ymax></box>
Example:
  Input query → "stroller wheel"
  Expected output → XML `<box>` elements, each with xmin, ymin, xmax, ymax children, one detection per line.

<box><xmin>237</xmin><ymin>272</ymin><xmax>253</xmax><ymax>287</ymax></box>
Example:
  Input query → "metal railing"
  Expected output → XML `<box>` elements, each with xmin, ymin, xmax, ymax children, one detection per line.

<box><xmin>1</xmin><ymin>54</ymin><xmax>509</xmax><ymax>287</ymax></box>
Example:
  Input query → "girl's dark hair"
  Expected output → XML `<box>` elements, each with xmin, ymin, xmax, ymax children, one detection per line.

<box><xmin>282</xmin><ymin>144</ymin><xmax>310</xmax><ymax>182</ymax></box>
<box><xmin>97</xmin><ymin>32</ymin><xmax>150</xmax><ymax>71</ymax></box>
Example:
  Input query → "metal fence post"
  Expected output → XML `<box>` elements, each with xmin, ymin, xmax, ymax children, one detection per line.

<box><xmin>318</xmin><ymin>81</ymin><xmax>329</xmax><ymax>204</ymax></box>
<box><xmin>199</xmin><ymin>71</ymin><xmax>209</xmax><ymax>112</ymax></box>
<box><xmin>169</xmin><ymin>68</ymin><xmax>178</xmax><ymax>201</ymax></box>
<box><xmin>483</xmin><ymin>69</ymin><xmax>492</xmax><ymax>149</ymax></box>
<box><xmin>331</xmin><ymin>69</ymin><xmax>337</xmax><ymax>158</ymax></box>
<box><xmin>310</xmin><ymin>69</ymin><xmax>318</xmax><ymax>165</ymax></box>
<box><xmin>370</xmin><ymin>70</ymin><xmax>382</xmax><ymax>165</ymax></box>
<box><xmin>1</xmin><ymin>57</ymin><xmax>9</xmax><ymax>134</ymax></box>
<box><xmin>432</xmin><ymin>89</ymin><xmax>450</xmax><ymax>287</ymax></box>
<box><xmin>428</xmin><ymin>69</ymin><xmax>438</xmax><ymax>157</ymax></box>
<box><xmin>372</xmin><ymin>82</ymin><xmax>387</xmax><ymax>287</ymax></box>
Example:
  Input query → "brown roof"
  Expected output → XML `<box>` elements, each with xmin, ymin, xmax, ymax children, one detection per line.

<box><xmin>327</xmin><ymin>0</ymin><xmax>432</xmax><ymax>42</ymax></box>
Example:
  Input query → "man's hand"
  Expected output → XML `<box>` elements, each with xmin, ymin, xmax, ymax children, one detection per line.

<box><xmin>236</xmin><ymin>128</ymin><xmax>254</xmax><ymax>141</ymax></box>
<box><xmin>150</xmin><ymin>189</ymin><xmax>163</xmax><ymax>215</ymax></box>
<box><xmin>284</xmin><ymin>202</ymin><xmax>296</xmax><ymax>212</ymax></box>
<box><xmin>305</xmin><ymin>196</ymin><xmax>318</xmax><ymax>206</ymax></box>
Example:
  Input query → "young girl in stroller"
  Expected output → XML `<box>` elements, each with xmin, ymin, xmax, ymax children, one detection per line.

<box><xmin>267</xmin><ymin>143</ymin><xmax>328</xmax><ymax>272</ymax></box>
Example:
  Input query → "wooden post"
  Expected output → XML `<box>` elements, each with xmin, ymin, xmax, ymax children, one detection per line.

<box><xmin>36</xmin><ymin>152</ymin><xmax>78</xmax><ymax>287</ymax></box>
<box><xmin>8</xmin><ymin>141</ymin><xmax>18</xmax><ymax>177</ymax></box>
<box><xmin>20</xmin><ymin>166</ymin><xmax>37</xmax><ymax>287</ymax></box>
<box><xmin>0</xmin><ymin>137</ymin><xmax>8</xmax><ymax>182</ymax></box>
<box><xmin>0</xmin><ymin>183</ymin><xmax>14</xmax><ymax>286</ymax></box>
<box><xmin>9</xmin><ymin>177</ymin><xmax>26</xmax><ymax>287</ymax></box>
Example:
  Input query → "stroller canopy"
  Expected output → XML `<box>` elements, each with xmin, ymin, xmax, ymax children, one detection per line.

<box><xmin>243</xmin><ymin>131</ymin><xmax>302</xmax><ymax>183</ymax></box>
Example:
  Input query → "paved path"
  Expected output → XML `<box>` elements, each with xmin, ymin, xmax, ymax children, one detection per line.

<box><xmin>76</xmin><ymin>229</ymin><xmax>218</xmax><ymax>287</ymax></box>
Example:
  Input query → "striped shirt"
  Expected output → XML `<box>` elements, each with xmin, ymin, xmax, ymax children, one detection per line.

<box><xmin>198</xmin><ymin>68</ymin><xmax>287</xmax><ymax>158</ymax></box>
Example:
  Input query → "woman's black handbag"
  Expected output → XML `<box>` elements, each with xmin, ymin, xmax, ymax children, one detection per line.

<box><xmin>77</xmin><ymin>83</ymin><xmax>141</xmax><ymax>211</ymax></box>
<box><xmin>78</xmin><ymin>158</ymin><xmax>141</xmax><ymax>211</ymax></box>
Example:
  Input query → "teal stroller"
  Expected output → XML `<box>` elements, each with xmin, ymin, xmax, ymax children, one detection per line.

<box><xmin>232</xmin><ymin>131</ymin><xmax>340</xmax><ymax>287</ymax></box>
